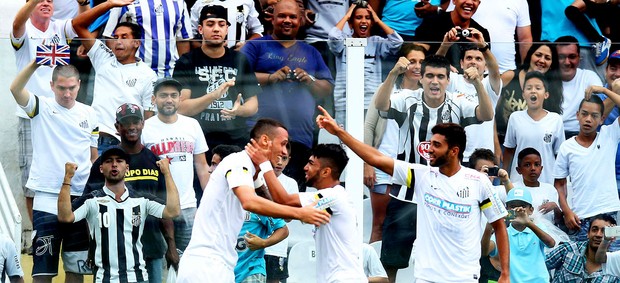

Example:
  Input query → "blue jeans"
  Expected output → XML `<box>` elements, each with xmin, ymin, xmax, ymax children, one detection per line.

<box><xmin>174</xmin><ymin>207</ymin><xmax>196</xmax><ymax>252</ymax></box>
<box><xmin>146</xmin><ymin>257</ymin><xmax>163</xmax><ymax>283</ymax></box>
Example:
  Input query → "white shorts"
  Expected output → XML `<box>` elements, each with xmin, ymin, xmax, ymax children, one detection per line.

<box><xmin>176</xmin><ymin>254</ymin><xmax>234</xmax><ymax>283</ymax></box>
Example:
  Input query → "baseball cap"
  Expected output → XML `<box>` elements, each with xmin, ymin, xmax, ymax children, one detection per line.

<box><xmin>101</xmin><ymin>146</ymin><xmax>130</xmax><ymax>163</ymax></box>
<box><xmin>199</xmin><ymin>5</ymin><xmax>231</xmax><ymax>26</ymax></box>
<box><xmin>609</xmin><ymin>50</ymin><xmax>620</xmax><ymax>65</ymax></box>
<box><xmin>153</xmin><ymin>77</ymin><xmax>183</xmax><ymax>95</ymax></box>
<box><xmin>506</xmin><ymin>187</ymin><xmax>533</xmax><ymax>205</ymax></box>
<box><xmin>116</xmin><ymin>103</ymin><xmax>143</xmax><ymax>122</ymax></box>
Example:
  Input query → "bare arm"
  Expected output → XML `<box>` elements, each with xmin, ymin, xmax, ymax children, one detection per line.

<box><xmin>90</xmin><ymin>147</ymin><xmax>98</xmax><ymax>163</ymax></box>
<box><xmin>194</xmin><ymin>153</ymin><xmax>211</xmax><ymax>190</ymax></box>
<box><xmin>72</xmin><ymin>0</ymin><xmax>134</xmax><ymax>52</ymax></box>
<box><xmin>177</xmin><ymin>40</ymin><xmax>190</xmax><ymax>56</ymax></box>
<box><xmin>502</xmin><ymin>147</ymin><xmax>515</xmax><ymax>173</ymax></box>
<box><xmin>555</xmin><ymin>177</ymin><xmax>581</xmax><ymax>230</ymax></box>
<box><xmin>157</xmin><ymin>159</ymin><xmax>181</xmax><ymax>219</ymax></box>
<box><xmin>244</xmin><ymin>225</ymin><xmax>289</xmax><ymax>250</ymax></box>
<box><xmin>467</xmin><ymin>68</ymin><xmax>494</xmax><ymax>122</ymax></box>
<box><xmin>220</xmin><ymin>94</ymin><xmax>258</xmax><ymax>119</ymax></box>
<box><xmin>58</xmin><ymin>163</ymin><xmax>77</xmax><ymax>223</ymax></box>
<box><xmin>9</xmin><ymin>61</ymin><xmax>39</xmax><ymax>107</ymax></box>
<box><xmin>490</xmin><ymin>219</ymin><xmax>510</xmax><ymax>282</ymax></box>
<box><xmin>177</xmin><ymin>80</ymin><xmax>236</xmax><ymax>116</ymax></box>
<box><xmin>375</xmin><ymin>57</ymin><xmax>408</xmax><ymax>111</ymax></box>
<box><xmin>516</xmin><ymin>26</ymin><xmax>533</xmax><ymax>65</ymax></box>
<box><xmin>482</xmin><ymin>48</ymin><xmax>502</xmax><ymax>95</ymax></box>
<box><xmin>596</xmin><ymin>238</ymin><xmax>612</xmax><ymax>263</ymax></box>
<box><xmin>161</xmin><ymin>219</ymin><xmax>180</xmax><ymax>270</ymax></box>
<box><xmin>586</xmin><ymin>85</ymin><xmax>620</xmax><ymax>125</ymax></box>
<box><xmin>481</xmin><ymin>223</ymin><xmax>496</xmax><ymax>256</ymax></box>
<box><xmin>12</xmin><ymin>0</ymin><xmax>41</xmax><ymax>39</ymax></box>
<box><xmin>335</xmin><ymin>4</ymin><xmax>356</xmax><ymax>31</ymax></box>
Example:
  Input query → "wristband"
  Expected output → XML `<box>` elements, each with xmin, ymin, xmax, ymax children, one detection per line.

<box><xmin>259</xmin><ymin>161</ymin><xmax>273</xmax><ymax>173</ymax></box>
<box><xmin>254</xmin><ymin>175</ymin><xmax>265</xmax><ymax>189</ymax></box>
<box><xmin>62</xmin><ymin>183</ymin><xmax>71</xmax><ymax>186</ymax></box>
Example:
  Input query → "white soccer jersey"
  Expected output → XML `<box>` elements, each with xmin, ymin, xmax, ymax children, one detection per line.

<box><xmin>142</xmin><ymin>115</ymin><xmax>208</xmax><ymax>209</ymax></box>
<box><xmin>0</xmin><ymin>234</ymin><xmax>24</xmax><ymax>281</ymax></box>
<box><xmin>264</xmin><ymin>174</ymin><xmax>298</xmax><ymax>258</ymax></box>
<box><xmin>182</xmin><ymin>151</ymin><xmax>255</xmax><ymax>270</ymax></box>
<box><xmin>392</xmin><ymin>160</ymin><xmax>507</xmax><ymax>282</ymax></box>
<box><xmin>298</xmin><ymin>186</ymin><xmax>366</xmax><ymax>283</ymax></box>
<box><xmin>88</xmin><ymin>39</ymin><xmax>157</xmax><ymax>138</ymax></box>
<box><xmin>553</xmin><ymin>120</ymin><xmax>620</xmax><ymax>219</ymax></box>
<box><xmin>73</xmin><ymin>187</ymin><xmax>165</xmax><ymax>283</ymax></box>
<box><xmin>382</xmin><ymin>88</ymin><xmax>480</xmax><ymax>201</ymax></box>
<box><xmin>22</xmin><ymin>93</ymin><xmax>98</xmax><ymax>195</ymax></box>
<box><xmin>10</xmin><ymin>18</ymin><xmax>77</xmax><ymax>117</ymax></box>
<box><xmin>190</xmin><ymin>0</ymin><xmax>263</xmax><ymax>48</ymax></box>
<box><xmin>513</xmin><ymin>181</ymin><xmax>559</xmax><ymax>224</ymax></box>
<box><xmin>447</xmin><ymin>73</ymin><xmax>501</xmax><ymax>162</ymax></box>
<box><xmin>504</xmin><ymin>110</ymin><xmax>564</xmax><ymax>184</ymax></box>
<box><xmin>103</xmin><ymin>0</ymin><xmax>192</xmax><ymax>77</ymax></box>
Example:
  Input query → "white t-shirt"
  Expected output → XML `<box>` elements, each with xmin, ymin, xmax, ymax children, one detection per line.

<box><xmin>182</xmin><ymin>151</ymin><xmax>255</xmax><ymax>269</ymax></box>
<box><xmin>504</xmin><ymin>110</ymin><xmax>565</xmax><ymax>184</ymax></box>
<box><xmin>392</xmin><ymin>160</ymin><xmax>507</xmax><ymax>282</ymax></box>
<box><xmin>513</xmin><ymin>181</ymin><xmax>559</xmax><ymax>224</ymax></box>
<box><xmin>0</xmin><ymin>233</ymin><xmax>24</xmax><ymax>280</ymax></box>
<box><xmin>22</xmin><ymin>93</ymin><xmax>98</xmax><ymax>195</ymax></box>
<box><xmin>298</xmin><ymin>185</ymin><xmax>366</xmax><ymax>283</ymax></box>
<box><xmin>51</xmin><ymin>0</ymin><xmax>78</xmax><ymax>21</ymax></box>
<box><xmin>190</xmin><ymin>0</ymin><xmax>263</xmax><ymax>48</ymax></box>
<box><xmin>603</xmin><ymin>251</ymin><xmax>620</xmax><ymax>277</ymax></box>
<box><xmin>362</xmin><ymin>243</ymin><xmax>387</xmax><ymax>279</ymax></box>
<box><xmin>553</xmin><ymin>120</ymin><xmax>620</xmax><ymax>219</ymax></box>
<box><xmin>264</xmin><ymin>174</ymin><xmax>299</xmax><ymax>258</ymax></box>
<box><xmin>88</xmin><ymin>39</ymin><xmax>157</xmax><ymax>138</ymax></box>
<box><xmin>142</xmin><ymin>115</ymin><xmax>209</xmax><ymax>209</ymax></box>
<box><xmin>447</xmin><ymin>72</ymin><xmax>501</xmax><ymax>162</ymax></box>
<box><xmin>561</xmin><ymin>68</ymin><xmax>603</xmax><ymax>132</ymax></box>
<box><xmin>10</xmin><ymin>19</ymin><xmax>77</xmax><ymax>118</ymax></box>
<box><xmin>471</xmin><ymin>0</ymin><xmax>531</xmax><ymax>73</ymax></box>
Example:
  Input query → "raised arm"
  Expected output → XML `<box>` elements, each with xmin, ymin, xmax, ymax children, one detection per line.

<box><xmin>463</xmin><ymin>66</ymin><xmax>493</xmax><ymax>122</ymax></box>
<box><xmin>596</xmin><ymin>236</ymin><xmax>613</xmax><ymax>263</ymax></box>
<box><xmin>12</xmin><ymin>0</ymin><xmax>42</xmax><ymax>39</ymax></box>
<box><xmin>586</xmin><ymin>85</ymin><xmax>620</xmax><ymax>125</ymax></box>
<box><xmin>9</xmin><ymin>61</ymin><xmax>39</xmax><ymax>107</ymax></box>
<box><xmin>72</xmin><ymin>0</ymin><xmax>134</xmax><ymax>52</ymax></box>
<box><xmin>58</xmin><ymin>163</ymin><xmax>78</xmax><ymax>223</ymax></box>
<box><xmin>375</xmin><ymin>57</ymin><xmax>408</xmax><ymax>111</ymax></box>
<box><xmin>157</xmin><ymin>159</ymin><xmax>181</xmax><ymax>219</ymax></box>
<box><xmin>334</xmin><ymin>4</ymin><xmax>356</xmax><ymax>31</ymax></box>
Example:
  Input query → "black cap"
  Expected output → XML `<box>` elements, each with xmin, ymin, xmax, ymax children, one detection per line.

<box><xmin>199</xmin><ymin>5</ymin><xmax>231</xmax><ymax>26</ymax></box>
<box><xmin>101</xmin><ymin>146</ymin><xmax>130</xmax><ymax>163</ymax></box>
<box><xmin>153</xmin><ymin>77</ymin><xmax>183</xmax><ymax>95</ymax></box>
<box><xmin>116</xmin><ymin>103</ymin><xmax>143</xmax><ymax>122</ymax></box>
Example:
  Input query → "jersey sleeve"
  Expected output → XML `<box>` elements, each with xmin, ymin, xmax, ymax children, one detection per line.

<box><xmin>20</xmin><ymin>92</ymin><xmax>40</xmax><ymax>118</ymax></box>
<box><xmin>73</xmin><ymin>199</ymin><xmax>94</xmax><ymax>222</ymax></box>
<box><xmin>60</xmin><ymin>18</ymin><xmax>78</xmax><ymax>40</ymax></box>
<box><xmin>0</xmin><ymin>236</ymin><xmax>24</xmax><ymax>278</ymax></box>
<box><xmin>87</xmin><ymin>40</ymin><xmax>115</xmax><ymax>74</ymax></box>
<box><xmin>89</xmin><ymin>108</ymin><xmax>100</xmax><ymax>148</ymax></box>
<box><xmin>102</xmin><ymin>7</ymin><xmax>123</xmax><ymax>38</ymax></box>
<box><xmin>225</xmin><ymin>164</ymin><xmax>255</xmax><ymax>191</ymax></box>
<box><xmin>479</xmin><ymin>178</ymin><xmax>508</xmax><ymax>223</ymax></box>
<box><xmin>246</xmin><ymin>4</ymin><xmax>264</xmax><ymax>35</ymax></box>
<box><xmin>456</xmin><ymin>93</ymin><xmax>480</xmax><ymax>125</ymax></box>
<box><xmin>175</xmin><ymin>1</ymin><xmax>192</xmax><ymax>40</ymax></box>
<box><xmin>503</xmin><ymin>113</ymin><xmax>517</xmax><ymax>148</ymax></box>
<box><xmin>363</xmin><ymin>244</ymin><xmax>388</xmax><ymax>278</ymax></box>
<box><xmin>10</xmin><ymin>23</ymin><xmax>27</xmax><ymax>50</ymax></box>
<box><xmin>386</xmin><ymin>91</ymin><xmax>409</xmax><ymax>126</ymax></box>
<box><xmin>553</xmin><ymin>143</ymin><xmax>570</xmax><ymax>179</ymax></box>
<box><xmin>146</xmin><ymin>199</ymin><xmax>165</xmax><ymax>218</ymax></box>
<box><xmin>298</xmin><ymin>192</ymin><xmax>317</xmax><ymax>207</ymax></box>
<box><xmin>516</xmin><ymin>0</ymin><xmax>531</xmax><ymax>27</ymax></box>
<box><xmin>603</xmin><ymin>252</ymin><xmax>620</xmax><ymax>277</ymax></box>
<box><xmin>189</xmin><ymin>3</ymin><xmax>202</xmax><ymax>38</ymax></box>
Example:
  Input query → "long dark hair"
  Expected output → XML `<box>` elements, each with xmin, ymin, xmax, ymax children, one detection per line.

<box><xmin>520</xmin><ymin>41</ymin><xmax>563</xmax><ymax>114</ymax></box>
<box><xmin>395</xmin><ymin>43</ymin><xmax>426</xmax><ymax>89</ymax></box>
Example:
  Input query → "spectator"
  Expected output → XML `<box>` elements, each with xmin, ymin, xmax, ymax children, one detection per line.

<box><xmin>11</xmin><ymin>0</ymin><xmax>79</xmax><ymax>224</ymax></box>
<box><xmin>209</xmin><ymin>145</ymin><xmax>244</xmax><ymax>173</ymax></box>
<box><xmin>103</xmin><ymin>0</ymin><xmax>192</xmax><ymax>77</ymax></box>
<box><xmin>303</xmin><ymin>0</ymin><xmax>349</xmax><ymax>76</ymax></box>
<box><xmin>328</xmin><ymin>2</ymin><xmax>403</xmax><ymax>129</ymax></box>
<box><xmin>141</xmin><ymin>78</ymin><xmax>211</xmax><ymax>253</ymax></box>
<box><xmin>85</xmin><ymin>103</ymin><xmax>178</xmax><ymax>283</ymax></box>
<box><xmin>9</xmin><ymin>61</ymin><xmax>98</xmax><ymax>283</ymax></box>
<box><xmin>468</xmin><ymin>148</ymin><xmax>512</xmax><ymax>201</ymax></box>
<box><xmin>555</xmin><ymin>36</ymin><xmax>604</xmax><ymax>138</ymax></box>
<box><xmin>316</xmin><ymin>114</ymin><xmax>511</xmax><ymax>283</ymax></box>
<box><xmin>361</xmin><ymin>243</ymin><xmax>388</xmax><ymax>283</ymax></box>
<box><xmin>189</xmin><ymin>1</ymin><xmax>263</xmax><ymax>49</ymax></box>
<box><xmin>58</xmin><ymin>149</ymin><xmax>180</xmax><ymax>283</ymax></box>
<box><xmin>241</xmin><ymin>0</ymin><xmax>334</xmax><ymax>191</ymax></box>
<box><xmin>363</xmin><ymin>44</ymin><xmax>424</xmax><ymax>257</ymax></box>
<box><xmin>565</xmin><ymin>0</ymin><xmax>611</xmax><ymax>65</ymax></box>
<box><xmin>174</xmin><ymin>5</ymin><xmax>259</xmax><ymax>154</ymax></box>
<box><xmin>483</xmin><ymin>188</ymin><xmax>556</xmax><ymax>283</ymax></box>
<box><xmin>72</xmin><ymin>0</ymin><xmax>158</xmax><ymax>155</ymax></box>
<box><xmin>246</xmin><ymin>143</ymin><xmax>367</xmax><ymax>282</ymax></box>
<box><xmin>496</xmin><ymin>42</ymin><xmax>564</xmax><ymax>142</ymax></box>
<box><xmin>367</xmin><ymin>0</ymin><xmax>449</xmax><ymax>42</ymax></box>
<box><xmin>512</xmin><ymin>147</ymin><xmax>562</xmax><ymax>224</ymax></box>
<box><xmin>0</xmin><ymin>234</ymin><xmax>24</xmax><ymax>283</ymax></box>
<box><xmin>438</xmin><ymin>32</ymin><xmax>501</xmax><ymax>165</ymax></box>
<box><xmin>554</xmin><ymin>94</ymin><xmax>620</xmax><ymax>246</ymax></box>
<box><xmin>546</xmin><ymin>214</ymin><xmax>620</xmax><ymax>282</ymax></box>
<box><xmin>175</xmin><ymin>118</ymin><xmax>330</xmax><ymax>283</ymax></box>
<box><xmin>597</xmin><ymin>51</ymin><xmax>620</xmax><ymax>193</ymax></box>
<box><xmin>503</xmin><ymin>72</ymin><xmax>565</xmax><ymax>184</ymax></box>
<box><xmin>595</xmin><ymin>218</ymin><xmax>620</xmax><ymax>277</ymax></box>
<box><xmin>414</xmin><ymin>0</ymin><xmax>491</xmax><ymax>71</ymax></box>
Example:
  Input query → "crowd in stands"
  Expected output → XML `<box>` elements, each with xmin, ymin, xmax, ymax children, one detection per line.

<box><xmin>4</xmin><ymin>0</ymin><xmax>620</xmax><ymax>282</ymax></box>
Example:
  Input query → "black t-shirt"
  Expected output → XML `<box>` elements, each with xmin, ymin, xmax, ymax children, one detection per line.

<box><xmin>414</xmin><ymin>12</ymin><xmax>491</xmax><ymax>71</ymax></box>
<box><xmin>83</xmin><ymin>147</ymin><xmax>167</xmax><ymax>259</ymax></box>
<box><xmin>173</xmin><ymin>47</ymin><xmax>260</xmax><ymax>141</ymax></box>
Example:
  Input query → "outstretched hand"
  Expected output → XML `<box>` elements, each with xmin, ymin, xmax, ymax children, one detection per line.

<box><xmin>315</xmin><ymin>105</ymin><xmax>341</xmax><ymax>135</ymax></box>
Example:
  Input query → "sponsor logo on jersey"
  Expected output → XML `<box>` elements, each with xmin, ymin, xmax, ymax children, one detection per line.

<box><xmin>417</xmin><ymin>141</ymin><xmax>431</xmax><ymax>161</ymax></box>
<box><xmin>132</xmin><ymin>213</ymin><xmax>141</xmax><ymax>227</ymax></box>
<box><xmin>424</xmin><ymin>193</ymin><xmax>472</xmax><ymax>217</ymax></box>
<box><xmin>543</xmin><ymin>131</ymin><xmax>552</xmax><ymax>143</ymax></box>
<box><xmin>457</xmin><ymin>187</ymin><xmax>470</xmax><ymax>198</ymax></box>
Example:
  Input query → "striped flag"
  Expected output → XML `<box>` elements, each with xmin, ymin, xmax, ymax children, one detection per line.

<box><xmin>36</xmin><ymin>44</ymin><xmax>70</xmax><ymax>66</ymax></box>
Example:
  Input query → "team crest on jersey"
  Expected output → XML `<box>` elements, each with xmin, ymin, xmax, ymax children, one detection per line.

<box><xmin>417</xmin><ymin>141</ymin><xmax>431</xmax><ymax>161</ymax></box>
<box><xmin>154</xmin><ymin>3</ymin><xmax>164</xmax><ymax>15</ymax></box>
<box><xmin>457</xmin><ymin>187</ymin><xmax>470</xmax><ymax>198</ymax></box>
<box><xmin>237</xmin><ymin>6</ymin><xmax>246</xmax><ymax>23</ymax></box>
<box><xmin>79</xmin><ymin>120</ymin><xmax>90</xmax><ymax>129</ymax></box>
<box><xmin>543</xmin><ymin>131</ymin><xmax>552</xmax><ymax>143</ymax></box>
<box><xmin>126</xmin><ymin>78</ymin><xmax>137</xmax><ymax>87</ymax></box>
<box><xmin>132</xmin><ymin>213</ymin><xmax>141</xmax><ymax>227</ymax></box>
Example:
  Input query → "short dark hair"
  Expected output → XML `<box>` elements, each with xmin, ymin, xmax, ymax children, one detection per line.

<box><xmin>212</xmin><ymin>144</ymin><xmax>242</xmax><ymax>160</ymax></box>
<box><xmin>311</xmin><ymin>144</ymin><xmax>349</xmax><ymax>180</ymax></box>
<box><xmin>578</xmin><ymin>94</ymin><xmax>605</xmax><ymax>114</ymax></box>
<box><xmin>589</xmin><ymin>214</ymin><xmax>617</xmax><ymax>232</ymax></box>
<box><xmin>250</xmin><ymin>118</ymin><xmax>288</xmax><ymax>140</ymax></box>
<box><xmin>115</xmin><ymin>22</ymin><xmax>143</xmax><ymax>39</ymax></box>
<box><xmin>421</xmin><ymin>55</ymin><xmax>451</xmax><ymax>77</ymax></box>
<box><xmin>399</xmin><ymin>43</ymin><xmax>427</xmax><ymax>58</ymax></box>
<box><xmin>459</xmin><ymin>44</ymin><xmax>483</xmax><ymax>61</ymax></box>
<box><xmin>555</xmin><ymin>35</ymin><xmax>579</xmax><ymax>48</ymax></box>
<box><xmin>52</xmin><ymin>64</ymin><xmax>80</xmax><ymax>81</ymax></box>
<box><xmin>431</xmin><ymin>123</ymin><xmax>466</xmax><ymax>161</ymax></box>
<box><xmin>468</xmin><ymin>148</ymin><xmax>495</xmax><ymax>169</ymax></box>
<box><xmin>517</xmin><ymin>147</ymin><xmax>541</xmax><ymax>167</ymax></box>
<box><xmin>524</xmin><ymin>71</ymin><xmax>549</xmax><ymax>92</ymax></box>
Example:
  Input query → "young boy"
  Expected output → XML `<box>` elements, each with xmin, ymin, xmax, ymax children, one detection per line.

<box><xmin>483</xmin><ymin>188</ymin><xmax>556</xmax><ymax>282</ymax></box>
<box><xmin>469</xmin><ymin>148</ymin><xmax>513</xmax><ymax>201</ymax></box>
<box><xmin>513</xmin><ymin>147</ymin><xmax>562</xmax><ymax>224</ymax></box>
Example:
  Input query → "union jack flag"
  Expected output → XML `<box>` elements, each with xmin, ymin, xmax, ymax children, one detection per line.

<box><xmin>36</xmin><ymin>44</ymin><xmax>70</xmax><ymax>66</ymax></box>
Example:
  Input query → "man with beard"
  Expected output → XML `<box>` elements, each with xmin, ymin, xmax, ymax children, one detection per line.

<box><xmin>141</xmin><ymin>78</ymin><xmax>211</xmax><ymax>254</ymax></box>
<box><xmin>314</xmin><ymin>110</ymin><xmax>510</xmax><ymax>283</ymax></box>
<box><xmin>246</xmin><ymin>143</ymin><xmax>366</xmax><ymax>282</ymax></box>
<box><xmin>85</xmin><ymin>103</ymin><xmax>179</xmax><ymax>282</ymax></box>
<box><xmin>58</xmin><ymin>148</ymin><xmax>180</xmax><ymax>283</ymax></box>
<box><xmin>547</xmin><ymin>214</ymin><xmax>620</xmax><ymax>282</ymax></box>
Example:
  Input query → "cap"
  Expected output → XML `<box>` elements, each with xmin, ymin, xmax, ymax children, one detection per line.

<box><xmin>609</xmin><ymin>50</ymin><xmax>620</xmax><ymax>65</ymax></box>
<box><xmin>199</xmin><ymin>5</ymin><xmax>231</xmax><ymax>26</ymax></box>
<box><xmin>116</xmin><ymin>103</ymin><xmax>143</xmax><ymax>122</ymax></box>
<box><xmin>153</xmin><ymin>77</ymin><xmax>183</xmax><ymax>95</ymax></box>
<box><xmin>101</xmin><ymin>146</ymin><xmax>130</xmax><ymax>163</ymax></box>
<box><xmin>506</xmin><ymin>187</ymin><xmax>533</xmax><ymax>205</ymax></box>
